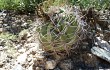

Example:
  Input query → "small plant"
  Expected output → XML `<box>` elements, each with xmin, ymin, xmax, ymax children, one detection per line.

<box><xmin>0</xmin><ymin>32</ymin><xmax>17</xmax><ymax>48</ymax></box>
<box><xmin>0</xmin><ymin>0</ymin><xmax>45</xmax><ymax>13</ymax></box>
<box><xmin>69</xmin><ymin>0</ymin><xmax>110</xmax><ymax>9</ymax></box>
<box><xmin>0</xmin><ymin>32</ymin><xmax>17</xmax><ymax>40</ymax></box>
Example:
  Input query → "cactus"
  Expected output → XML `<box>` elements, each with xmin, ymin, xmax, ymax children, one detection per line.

<box><xmin>36</xmin><ymin>1</ymin><xmax>79</xmax><ymax>52</ymax></box>
<box><xmin>37</xmin><ymin>12</ymin><xmax>79</xmax><ymax>52</ymax></box>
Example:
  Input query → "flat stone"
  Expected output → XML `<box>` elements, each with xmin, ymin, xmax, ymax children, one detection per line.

<box><xmin>91</xmin><ymin>46</ymin><xmax>110</xmax><ymax>63</ymax></box>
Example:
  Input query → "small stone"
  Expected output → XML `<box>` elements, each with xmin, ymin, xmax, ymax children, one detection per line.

<box><xmin>0</xmin><ymin>21</ymin><xmax>3</xmax><ymax>23</ymax></box>
<box><xmin>13</xmin><ymin>64</ymin><xmax>23</xmax><ymax>70</ymax></box>
<box><xmin>18</xmin><ymin>48</ymin><xmax>26</xmax><ymax>53</ymax></box>
<box><xmin>0</xmin><ymin>28</ymin><xmax>4</xmax><ymax>33</ymax></box>
<box><xmin>27</xmin><ymin>57</ymin><xmax>32</xmax><ymax>62</ymax></box>
<box><xmin>36</xmin><ymin>67</ymin><xmax>44</xmax><ymax>70</ymax></box>
<box><xmin>108</xmin><ymin>25</ymin><xmax>110</xmax><ymax>30</ymax></box>
<box><xmin>35</xmin><ymin>53</ymin><xmax>44</xmax><ymax>60</ymax></box>
<box><xmin>45</xmin><ymin>60</ymin><xmax>56</xmax><ymax>69</ymax></box>
<box><xmin>29</xmin><ymin>60</ymin><xmax>33</xmax><ymax>65</ymax></box>
<box><xmin>95</xmin><ymin>42</ymin><xmax>98</xmax><ymax>45</ymax></box>
<box><xmin>15</xmin><ymin>44</ymin><xmax>22</xmax><ymax>50</ymax></box>
<box><xmin>28</xmin><ymin>65</ymin><xmax>33</xmax><ymax>70</ymax></box>
<box><xmin>0</xmin><ymin>62</ymin><xmax>4</xmax><ymax>68</ymax></box>
<box><xmin>21</xmin><ymin>22</ymin><xmax>28</xmax><ymax>27</ymax></box>
<box><xmin>17</xmin><ymin>53</ymin><xmax>27</xmax><ymax>64</ymax></box>
<box><xmin>109</xmin><ymin>40</ymin><xmax>110</xmax><ymax>43</ymax></box>
<box><xmin>25</xmin><ymin>43</ymin><xmax>39</xmax><ymax>50</ymax></box>
<box><xmin>0</xmin><ymin>46</ymin><xmax>4</xmax><ymax>51</ymax></box>
<box><xmin>36</xmin><ymin>67</ymin><xmax>40</xmax><ymax>70</ymax></box>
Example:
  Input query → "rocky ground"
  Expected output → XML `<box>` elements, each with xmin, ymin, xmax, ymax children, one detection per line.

<box><xmin>0</xmin><ymin>6</ymin><xmax>110</xmax><ymax>70</ymax></box>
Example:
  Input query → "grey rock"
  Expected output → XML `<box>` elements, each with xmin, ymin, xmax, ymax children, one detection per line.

<box><xmin>91</xmin><ymin>46</ymin><xmax>110</xmax><ymax>63</ymax></box>
<box><xmin>96</xmin><ymin>37</ymin><xmax>110</xmax><ymax>52</ymax></box>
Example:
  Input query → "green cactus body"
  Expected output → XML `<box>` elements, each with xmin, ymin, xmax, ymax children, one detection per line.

<box><xmin>37</xmin><ymin>13</ymin><xmax>79</xmax><ymax>51</ymax></box>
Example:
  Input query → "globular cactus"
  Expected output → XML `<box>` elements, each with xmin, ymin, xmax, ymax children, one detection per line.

<box><xmin>36</xmin><ymin>1</ymin><xmax>80</xmax><ymax>53</ymax></box>
<box><xmin>37</xmin><ymin>12</ymin><xmax>79</xmax><ymax>52</ymax></box>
